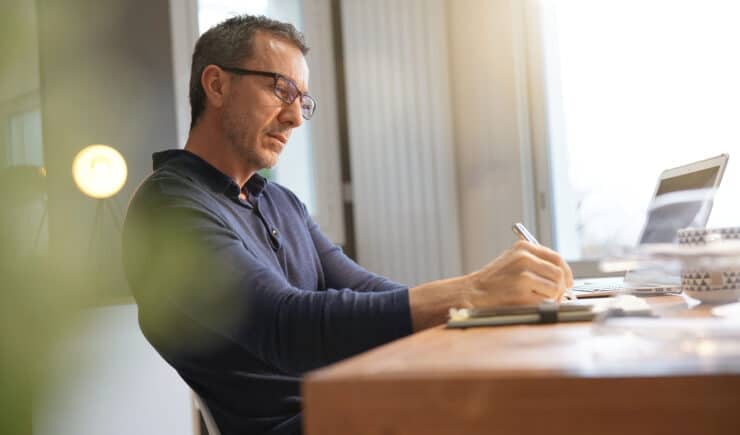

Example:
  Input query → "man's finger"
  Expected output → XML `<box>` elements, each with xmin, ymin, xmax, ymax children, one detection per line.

<box><xmin>516</xmin><ymin>242</ymin><xmax>572</xmax><ymax>288</ymax></box>
<box><xmin>513</xmin><ymin>251</ymin><xmax>565</xmax><ymax>288</ymax></box>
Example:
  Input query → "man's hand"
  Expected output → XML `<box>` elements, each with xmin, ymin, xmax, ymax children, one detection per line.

<box><xmin>408</xmin><ymin>240</ymin><xmax>573</xmax><ymax>331</ymax></box>
<box><xmin>463</xmin><ymin>240</ymin><xmax>574</xmax><ymax>307</ymax></box>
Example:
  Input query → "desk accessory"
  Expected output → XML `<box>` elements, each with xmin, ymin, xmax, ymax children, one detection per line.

<box><xmin>677</xmin><ymin>226</ymin><xmax>740</xmax><ymax>303</ymax></box>
<box><xmin>447</xmin><ymin>295</ymin><xmax>653</xmax><ymax>328</ymax></box>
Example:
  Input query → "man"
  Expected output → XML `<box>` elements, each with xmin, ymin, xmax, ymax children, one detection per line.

<box><xmin>123</xmin><ymin>15</ymin><xmax>572</xmax><ymax>435</ymax></box>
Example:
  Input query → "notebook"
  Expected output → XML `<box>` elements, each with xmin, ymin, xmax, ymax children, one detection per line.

<box><xmin>447</xmin><ymin>296</ymin><xmax>654</xmax><ymax>328</ymax></box>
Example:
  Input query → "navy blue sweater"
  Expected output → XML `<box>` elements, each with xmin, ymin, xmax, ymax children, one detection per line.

<box><xmin>122</xmin><ymin>150</ymin><xmax>412</xmax><ymax>435</ymax></box>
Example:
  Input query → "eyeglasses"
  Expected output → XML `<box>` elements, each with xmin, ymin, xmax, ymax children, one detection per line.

<box><xmin>217</xmin><ymin>65</ymin><xmax>316</xmax><ymax>120</ymax></box>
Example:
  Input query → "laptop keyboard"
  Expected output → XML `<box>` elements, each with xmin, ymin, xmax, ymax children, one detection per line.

<box><xmin>571</xmin><ymin>282</ymin><xmax>626</xmax><ymax>292</ymax></box>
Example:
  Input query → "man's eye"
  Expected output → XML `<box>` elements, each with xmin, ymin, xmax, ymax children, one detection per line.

<box><xmin>275</xmin><ymin>84</ymin><xmax>295</xmax><ymax>102</ymax></box>
<box><xmin>275</xmin><ymin>86</ymin><xmax>289</xmax><ymax>97</ymax></box>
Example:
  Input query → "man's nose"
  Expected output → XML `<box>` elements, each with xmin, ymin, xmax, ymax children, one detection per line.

<box><xmin>279</xmin><ymin>97</ymin><xmax>304</xmax><ymax>128</ymax></box>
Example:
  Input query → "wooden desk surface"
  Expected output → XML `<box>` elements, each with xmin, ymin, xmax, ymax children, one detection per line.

<box><xmin>303</xmin><ymin>296</ymin><xmax>740</xmax><ymax>435</ymax></box>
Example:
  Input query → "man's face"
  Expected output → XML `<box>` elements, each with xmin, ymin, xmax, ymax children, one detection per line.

<box><xmin>221</xmin><ymin>31</ymin><xmax>309</xmax><ymax>171</ymax></box>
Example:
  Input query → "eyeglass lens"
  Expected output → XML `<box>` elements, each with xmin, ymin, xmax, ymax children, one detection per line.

<box><xmin>275</xmin><ymin>76</ymin><xmax>315</xmax><ymax>120</ymax></box>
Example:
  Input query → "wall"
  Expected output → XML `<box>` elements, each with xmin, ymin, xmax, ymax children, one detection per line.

<box><xmin>0</xmin><ymin>0</ymin><xmax>46</xmax><ymax>252</ymax></box>
<box><xmin>0</xmin><ymin>0</ymin><xmax>40</xmax><ymax>101</ymax></box>
<box><xmin>34</xmin><ymin>304</ymin><xmax>194</xmax><ymax>435</ymax></box>
<box><xmin>36</xmin><ymin>0</ymin><xmax>178</xmax><ymax>301</ymax></box>
<box><xmin>447</xmin><ymin>0</ymin><xmax>537</xmax><ymax>271</ymax></box>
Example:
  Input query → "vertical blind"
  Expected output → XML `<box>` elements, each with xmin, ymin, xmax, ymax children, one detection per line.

<box><xmin>340</xmin><ymin>0</ymin><xmax>462</xmax><ymax>285</ymax></box>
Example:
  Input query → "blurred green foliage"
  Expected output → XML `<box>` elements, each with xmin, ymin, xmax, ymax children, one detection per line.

<box><xmin>1</xmin><ymin>2</ymin><xmax>84</xmax><ymax>432</ymax></box>
<box><xmin>0</xmin><ymin>166</ymin><xmax>104</xmax><ymax>435</ymax></box>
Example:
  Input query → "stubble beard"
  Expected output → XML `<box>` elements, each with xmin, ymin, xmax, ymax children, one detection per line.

<box><xmin>222</xmin><ymin>107</ymin><xmax>274</xmax><ymax>172</ymax></box>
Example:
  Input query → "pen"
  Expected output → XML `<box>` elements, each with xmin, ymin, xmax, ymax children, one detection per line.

<box><xmin>511</xmin><ymin>222</ymin><xmax>577</xmax><ymax>301</ymax></box>
<box><xmin>512</xmin><ymin>222</ymin><xmax>540</xmax><ymax>246</ymax></box>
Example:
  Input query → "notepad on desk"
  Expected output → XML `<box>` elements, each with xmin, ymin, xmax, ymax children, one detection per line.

<box><xmin>447</xmin><ymin>295</ymin><xmax>654</xmax><ymax>328</ymax></box>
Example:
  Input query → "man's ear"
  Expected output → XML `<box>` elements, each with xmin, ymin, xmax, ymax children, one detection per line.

<box><xmin>201</xmin><ymin>65</ymin><xmax>229</xmax><ymax>109</ymax></box>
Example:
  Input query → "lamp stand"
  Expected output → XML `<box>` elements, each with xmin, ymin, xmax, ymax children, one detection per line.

<box><xmin>87</xmin><ymin>197</ymin><xmax>124</xmax><ymax>272</ymax></box>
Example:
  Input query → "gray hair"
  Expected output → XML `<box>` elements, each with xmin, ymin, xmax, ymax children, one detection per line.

<box><xmin>189</xmin><ymin>15</ymin><xmax>309</xmax><ymax>129</ymax></box>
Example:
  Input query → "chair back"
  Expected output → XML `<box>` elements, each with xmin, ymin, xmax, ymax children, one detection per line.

<box><xmin>192</xmin><ymin>392</ymin><xmax>222</xmax><ymax>435</ymax></box>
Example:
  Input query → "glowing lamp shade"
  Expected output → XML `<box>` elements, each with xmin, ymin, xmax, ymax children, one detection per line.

<box><xmin>72</xmin><ymin>145</ymin><xmax>127</xmax><ymax>199</ymax></box>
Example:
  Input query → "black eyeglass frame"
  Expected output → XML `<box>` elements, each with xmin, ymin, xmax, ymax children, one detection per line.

<box><xmin>217</xmin><ymin>65</ymin><xmax>316</xmax><ymax>120</ymax></box>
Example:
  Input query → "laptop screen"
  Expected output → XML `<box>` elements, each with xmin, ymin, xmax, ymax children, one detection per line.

<box><xmin>639</xmin><ymin>166</ymin><xmax>721</xmax><ymax>244</ymax></box>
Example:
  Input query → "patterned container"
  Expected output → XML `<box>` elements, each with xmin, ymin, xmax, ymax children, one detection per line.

<box><xmin>677</xmin><ymin>227</ymin><xmax>740</xmax><ymax>303</ymax></box>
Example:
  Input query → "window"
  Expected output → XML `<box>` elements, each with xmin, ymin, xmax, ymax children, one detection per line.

<box><xmin>538</xmin><ymin>0</ymin><xmax>740</xmax><ymax>263</ymax></box>
<box><xmin>7</xmin><ymin>108</ymin><xmax>44</xmax><ymax>166</ymax></box>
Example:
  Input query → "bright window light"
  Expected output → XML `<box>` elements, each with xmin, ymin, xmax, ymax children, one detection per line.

<box><xmin>198</xmin><ymin>0</ymin><xmax>268</xmax><ymax>34</ymax></box>
<box><xmin>542</xmin><ymin>0</ymin><xmax>740</xmax><ymax>260</ymax></box>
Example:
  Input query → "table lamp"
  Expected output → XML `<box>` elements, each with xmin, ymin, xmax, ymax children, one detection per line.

<box><xmin>72</xmin><ymin>144</ymin><xmax>127</xmax><ymax>255</ymax></box>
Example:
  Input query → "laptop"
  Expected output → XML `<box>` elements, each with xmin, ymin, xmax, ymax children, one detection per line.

<box><xmin>572</xmin><ymin>153</ymin><xmax>729</xmax><ymax>298</ymax></box>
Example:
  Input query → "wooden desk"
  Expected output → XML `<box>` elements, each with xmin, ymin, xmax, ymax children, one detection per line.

<box><xmin>303</xmin><ymin>296</ymin><xmax>740</xmax><ymax>435</ymax></box>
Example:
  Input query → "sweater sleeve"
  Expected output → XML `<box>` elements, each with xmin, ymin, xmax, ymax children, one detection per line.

<box><xmin>123</xmin><ymin>188</ymin><xmax>412</xmax><ymax>376</ymax></box>
<box><xmin>303</xmin><ymin>203</ymin><xmax>408</xmax><ymax>293</ymax></box>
